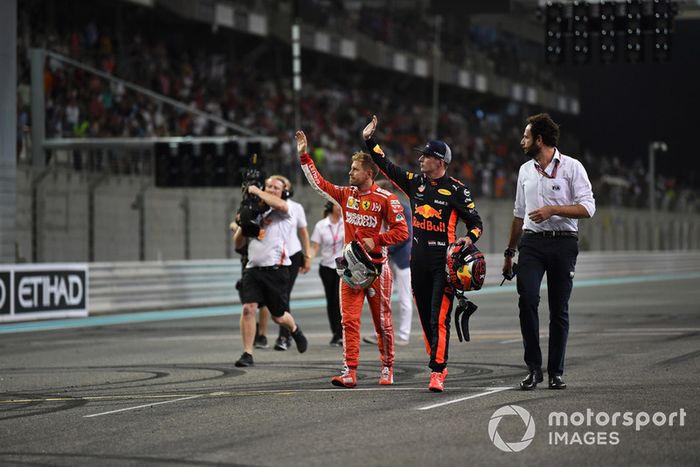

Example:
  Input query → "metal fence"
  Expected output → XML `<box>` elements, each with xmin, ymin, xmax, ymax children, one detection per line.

<box><xmin>88</xmin><ymin>251</ymin><xmax>700</xmax><ymax>315</ymax></box>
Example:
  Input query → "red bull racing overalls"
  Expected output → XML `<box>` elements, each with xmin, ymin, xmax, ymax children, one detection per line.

<box><xmin>365</xmin><ymin>137</ymin><xmax>483</xmax><ymax>373</ymax></box>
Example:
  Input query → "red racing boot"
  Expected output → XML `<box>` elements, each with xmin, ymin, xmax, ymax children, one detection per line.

<box><xmin>331</xmin><ymin>367</ymin><xmax>357</xmax><ymax>388</ymax></box>
<box><xmin>428</xmin><ymin>368</ymin><xmax>449</xmax><ymax>392</ymax></box>
<box><xmin>379</xmin><ymin>366</ymin><xmax>393</xmax><ymax>385</ymax></box>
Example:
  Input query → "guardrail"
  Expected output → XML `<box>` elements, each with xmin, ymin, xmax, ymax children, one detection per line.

<box><xmin>88</xmin><ymin>251</ymin><xmax>700</xmax><ymax>315</ymax></box>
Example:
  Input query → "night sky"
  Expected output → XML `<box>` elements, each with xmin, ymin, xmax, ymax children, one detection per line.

<box><xmin>560</xmin><ymin>19</ymin><xmax>700</xmax><ymax>186</ymax></box>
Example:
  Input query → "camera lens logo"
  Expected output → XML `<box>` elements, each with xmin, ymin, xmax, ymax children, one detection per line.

<box><xmin>488</xmin><ymin>405</ymin><xmax>536</xmax><ymax>453</ymax></box>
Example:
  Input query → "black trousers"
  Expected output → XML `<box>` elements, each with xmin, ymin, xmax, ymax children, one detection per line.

<box><xmin>517</xmin><ymin>234</ymin><xmax>578</xmax><ymax>376</ymax></box>
<box><xmin>411</xmin><ymin>254</ymin><xmax>455</xmax><ymax>373</ymax></box>
<box><xmin>319</xmin><ymin>265</ymin><xmax>342</xmax><ymax>339</ymax></box>
<box><xmin>278</xmin><ymin>250</ymin><xmax>304</xmax><ymax>339</ymax></box>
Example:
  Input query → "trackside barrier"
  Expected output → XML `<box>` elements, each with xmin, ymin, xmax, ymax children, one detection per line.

<box><xmin>0</xmin><ymin>263</ymin><xmax>88</xmax><ymax>322</ymax></box>
<box><xmin>84</xmin><ymin>252</ymin><xmax>700</xmax><ymax>315</ymax></box>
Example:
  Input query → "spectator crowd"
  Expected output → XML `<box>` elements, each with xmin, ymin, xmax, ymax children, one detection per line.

<box><xmin>16</xmin><ymin>0</ymin><xmax>698</xmax><ymax>212</ymax></box>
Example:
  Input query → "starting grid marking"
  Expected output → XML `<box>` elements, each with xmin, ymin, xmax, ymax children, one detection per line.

<box><xmin>416</xmin><ymin>387</ymin><xmax>512</xmax><ymax>411</ymax></box>
<box><xmin>84</xmin><ymin>394</ymin><xmax>210</xmax><ymax>418</ymax></box>
<box><xmin>0</xmin><ymin>386</ymin><xmax>514</xmax><ymax>416</ymax></box>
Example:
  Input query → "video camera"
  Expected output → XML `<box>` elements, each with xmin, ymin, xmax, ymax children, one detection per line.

<box><xmin>236</xmin><ymin>167</ymin><xmax>268</xmax><ymax>238</ymax></box>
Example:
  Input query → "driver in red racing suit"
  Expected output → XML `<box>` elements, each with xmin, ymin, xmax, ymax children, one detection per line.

<box><xmin>296</xmin><ymin>130</ymin><xmax>408</xmax><ymax>388</ymax></box>
<box><xmin>362</xmin><ymin>115</ymin><xmax>483</xmax><ymax>392</ymax></box>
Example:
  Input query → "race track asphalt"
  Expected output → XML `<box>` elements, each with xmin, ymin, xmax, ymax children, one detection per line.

<box><xmin>1</xmin><ymin>274</ymin><xmax>699</xmax><ymax>466</ymax></box>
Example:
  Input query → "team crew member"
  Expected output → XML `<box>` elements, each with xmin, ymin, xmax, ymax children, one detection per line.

<box><xmin>296</xmin><ymin>130</ymin><xmax>408</xmax><ymax>388</ymax></box>
<box><xmin>503</xmin><ymin>113</ymin><xmax>595</xmax><ymax>390</ymax></box>
<box><xmin>309</xmin><ymin>201</ymin><xmax>345</xmax><ymax>346</ymax></box>
<box><xmin>256</xmin><ymin>176</ymin><xmax>312</xmax><ymax>351</ymax></box>
<box><xmin>362</xmin><ymin>115</ymin><xmax>483</xmax><ymax>392</ymax></box>
<box><xmin>232</xmin><ymin>176</ymin><xmax>309</xmax><ymax>367</ymax></box>
<box><xmin>376</xmin><ymin>180</ymin><xmax>413</xmax><ymax>346</ymax></box>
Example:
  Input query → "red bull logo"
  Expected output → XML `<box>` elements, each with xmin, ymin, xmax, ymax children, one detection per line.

<box><xmin>415</xmin><ymin>204</ymin><xmax>442</xmax><ymax>220</ymax></box>
<box><xmin>412</xmin><ymin>216</ymin><xmax>446</xmax><ymax>232</ymax></box>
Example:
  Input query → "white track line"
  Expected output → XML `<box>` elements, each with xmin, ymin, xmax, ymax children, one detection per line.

<box><xmin>84</xmin><ymin>394</ymin><xmax>207</xmax><ymax>418</ymax></box>
<box><xmin>499</xmin><ymin>338</ymin><xmax>525</xmax><ymax>344</ymax></box>
<box><xmin>417</xmin><ymin>387</ymin><xmax>511</xmax><ymax>411</ymax></box>
<box><xmin>612</xmin><ymin>327</ymin><xmax>700</xmax><ymax>332</ymax></box>
<box><xmin>267</xmin><ymin>386</ymin><xmax>501</xmax><ymax>393</ymax></box>
<box><xmin>81</xmin><ymin>387</ymin><xmax>515</xmax><ymax>417</ymax></box>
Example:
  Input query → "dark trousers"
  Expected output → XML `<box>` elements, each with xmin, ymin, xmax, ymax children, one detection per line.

<box><xmin>319</xmin><ymin>265</ymin><xmax>342</xmax><ymax>339</ymax></box>
<box><xmin>517</xmin><ymin>235</ymin><xmax>578</xmax><ymax>376</ymax></box>
<box><xmin>278</xmin><ymin>251</ymin><xmax>304</xmax><ymax>339</ymax></box>
<box><xmin>411</xmin><ymin>254</ymin><xmax>455</xmax><ymax>372</ymax></box>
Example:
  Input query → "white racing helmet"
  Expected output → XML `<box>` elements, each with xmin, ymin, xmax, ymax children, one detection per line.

<box><xmin>335</xmin><ymin>240</ymin><xmax>380</xmax><ymax>289</ymax></box>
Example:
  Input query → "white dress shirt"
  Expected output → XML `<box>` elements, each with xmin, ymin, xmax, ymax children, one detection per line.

<box><xmin>513</xmin><ymin>148</ymin><xmax>596</xmax><ymax>232</ymax></box>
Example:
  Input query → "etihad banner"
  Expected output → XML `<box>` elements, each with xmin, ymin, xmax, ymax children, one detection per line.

<box><xmin>0</xmin><ymin>264</ymin><xmax>89</xmax><ymax>322</ymax></box>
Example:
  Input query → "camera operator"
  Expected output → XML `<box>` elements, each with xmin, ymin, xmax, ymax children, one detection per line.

<box><xmin>255</xmin><ymin>176</ymin><xmax>312</xmax><ymax>352</ymax></box>
<box><xmin>231</xmin><ymin>175</ymin><xmax>308</xmax><ymax>367</ymax></box>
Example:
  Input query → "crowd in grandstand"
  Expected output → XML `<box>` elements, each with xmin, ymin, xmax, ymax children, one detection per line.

<box><xmin>296</xmin><ymin>0</ymin><xmax>555</xmax><ymax>89</ymax></box>
<box><xmin>16</xmin><ymin>0</ymin><xmax>697</xmax><ymax>212</ymax></box>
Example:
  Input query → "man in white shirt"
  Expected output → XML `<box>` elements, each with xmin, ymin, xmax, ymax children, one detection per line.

<box><xmin>502</xmin><ymin>113</ymin><xmax>596</xmax><ymax>391</ymax></box>
<box><xmin>232</xmin><ymin>176</ymin><xmax>308</xmax><ymax>367</ymax></box>
<box><xmin>254</xmin><ymin>176</ymin><xmax>312</xmax><ymax>351</ymax></box>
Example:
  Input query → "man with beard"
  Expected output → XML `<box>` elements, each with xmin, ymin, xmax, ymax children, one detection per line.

<box><xmin>502</xmin><ymin>113</ymin><xmax>596</xmax><ymax>391</ymax></box>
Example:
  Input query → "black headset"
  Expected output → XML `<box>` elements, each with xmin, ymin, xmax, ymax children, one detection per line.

<box><xmin>281</xmin><ymin>177</ymin><xmax>293</xmax><ymax>200</ymax></box>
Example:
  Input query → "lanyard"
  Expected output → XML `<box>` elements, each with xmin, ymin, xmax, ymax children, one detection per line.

<box><xmin>535</xmin><ymin>157</ymin><xmax>559</xmax><ymax>179</ymax></box>
<box><xmin>328</xmin><ymin>220</ymin><xmax>342</xmax><ymax>256</ymax></box>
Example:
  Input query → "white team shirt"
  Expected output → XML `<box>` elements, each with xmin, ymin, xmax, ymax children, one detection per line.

<box><xmin>514</xmin><ymin>149</ymin><xmax>596</xmax><ymax>232</ymax></box>
<box><xmin>286</xmin><ymin>199</ymin><xmax>308</xmax><ymax>256</ymax></box>
<box><xmin>310</xmin><ymin>216</ymin><xmax>345</xmax><ymax>268</ymax></box>
<box><xmin>246</xmin><ymin>208</ymin><xmax>294</xmax><ymax>268</ymax></box>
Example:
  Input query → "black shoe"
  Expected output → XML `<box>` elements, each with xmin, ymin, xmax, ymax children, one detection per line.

<box><xmin>279</xmin><ymin>327</ymin><xmax>291</xmax><ymax>340</ymax></box>
<box><xmin>519</xmin><ymin>368</ymin><xmax>543</xmax><ymax>390</ymax></box>
<box><xmin>362</xmin><ymin>335</ymin><xmax>378</xmax><ymax>345</ymax></box>
<box><xmin>330</xmin><ymin>335</ymin><xmax>343</xmax><ymax>346</ymax></box>
<box><xmin>274</xmin><ymin>336</ymin><xmax>288</xmax><ymax>351</ymax></box>
<box><xmin>254</xmin><ymin>335</ymin><xmax>269</xmax><ymax>349</ymax></box>
<box><xmin>549</xmin><ymin>375</ymin><xmax>567</xmax><ymax>389</ymax></box>
<box><xmin>235</xmin><ymin>352</ymin><xmax>254</xmax><ymax>367</ymax></box>
<box><xmin>291</xmin><ymin>327</ymin><xmax>308</xmax><ymax>353</ymax></box>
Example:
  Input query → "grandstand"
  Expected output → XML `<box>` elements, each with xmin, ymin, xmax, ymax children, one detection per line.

<box><xmin>3</xmin><ymin>0</ymin><xmax>700</xmax><ymax>258</ymax></box>
<box><xmin>6</xmin><ymin>0</ymin><xmax>699</xmax><ymax>266</ymax></box>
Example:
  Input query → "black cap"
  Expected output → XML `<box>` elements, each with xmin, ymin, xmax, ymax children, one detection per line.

<box><xmin>414</xmin><ymin>140</ymin><xmax>452</xmax><ymax>164</ymax></box>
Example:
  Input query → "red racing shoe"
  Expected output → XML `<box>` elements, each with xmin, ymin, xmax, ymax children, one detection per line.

<box><xmin>428</xmin><ymin>368</ymin><xmax>449</xmax><ymax>392</ymax></box>
<box><xmin>331</xmin><ymin>368</ymin><xmax>357</xmax><ymax>388</ymax></box>
<box><xmin>379</xmin><ymin>366</ymin><xmax>393</xmax><ymax>385</ymax></box>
